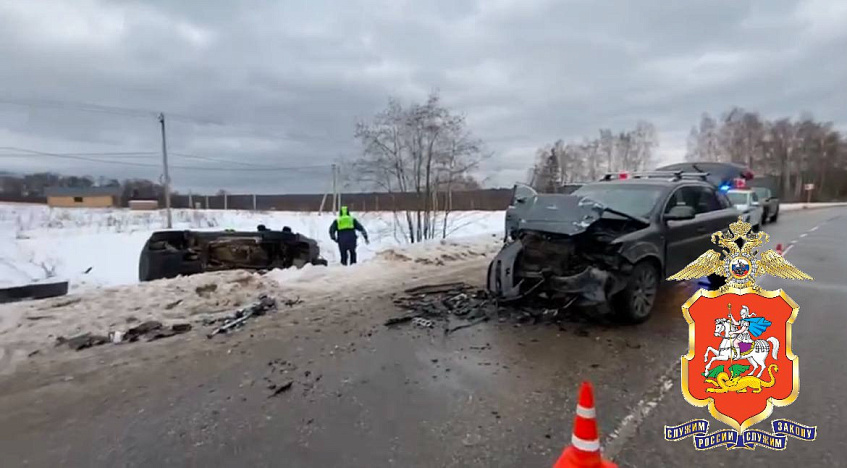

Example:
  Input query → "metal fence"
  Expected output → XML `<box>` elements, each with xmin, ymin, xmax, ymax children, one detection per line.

<box><xmin>172</xmin><ymin>189</ymin><xmax>514</xmax><ymax>212</ymax></box>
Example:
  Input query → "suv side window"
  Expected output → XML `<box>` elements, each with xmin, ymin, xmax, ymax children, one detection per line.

<box><xmin>664</xmin><ymin>186</ymin><xmax>701</xmax><ymax>214</ymax></box>
<box><xmin>716</xmin><ymin>191</ymin><xmax>733</xmax><ymax>209</ymax></box>
<box><xmin>751</xmin><ymin>192</ymin><xmax>759</xmax><ymax>203</ymax></box>
<box><xmin>693</xmin><ymin>186</ymin><xmax>723</xmax><ymax>213</ymax></box>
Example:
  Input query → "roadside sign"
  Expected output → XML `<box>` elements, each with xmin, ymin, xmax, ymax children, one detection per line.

<box><xmin>804</xmin><ymin>183</ymin><xmax>814</xmax><ymax>190</ymax></box>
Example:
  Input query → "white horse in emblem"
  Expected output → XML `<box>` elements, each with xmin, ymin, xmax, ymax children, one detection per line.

<box><xmin>704</xmin><ymin>317</ymin><xmax>780</xmax><ymax>378</ymax></box>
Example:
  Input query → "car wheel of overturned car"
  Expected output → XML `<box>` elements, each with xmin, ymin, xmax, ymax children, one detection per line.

<box><xmin>613</xmin><ymin>260</ymin><xmax>659</xmax><ymax>324</ymax></box>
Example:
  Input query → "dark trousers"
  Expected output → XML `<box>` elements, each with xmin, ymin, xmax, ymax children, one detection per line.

<box><xmin>338</xmin><ymin>240</ymin><xmax>357</xmax><ymax>265</ymax></box>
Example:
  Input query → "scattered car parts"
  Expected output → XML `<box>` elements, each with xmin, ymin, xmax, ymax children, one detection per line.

<box><xmin>0</xmin><ymin>281</ymin><xmax>69</xmax><ymax>304</ymax></box>
<box><xmin>206</xmin><ymin>294</ymin><xmax>279</xmax><ymax>338</ymax></box>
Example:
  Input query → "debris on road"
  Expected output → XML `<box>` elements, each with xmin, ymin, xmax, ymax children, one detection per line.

<box><xmin>0</xmin><ymin>281</ymin><xmax>70</xmax><ymax>304</ymax></box>
<box><xmin>125</xmin><ymin>320</ymin><xmax>164</xmax><ymax>342</ymax></box>
<box><xmin>446</xmin><ymin>316</ymin><xmax>489</xmax><ymax>335</ymax></box>
<box><xmin>206</xmin><ymin>294</ymin><xmax>281</xmax><ymax>338</ymax></box>
<box><xmin>388</xmin><ymin>281</ymin><xmax>600</xmax><ymax>334</ymax></box>
<box><xmin>56</xmin><ymin>333</ymin><xmax>110</xmax><ymax>351</ymax></box>
<box><xmin>412</xmin><ymin>317</ymin><xmax>434</xmax><ymax>328</ymax></box>
<box><xmin>54</xmin><ymin>319</ymin><xmax>195</xmax><ymax>351</ymax></box>
<box><xmin>146</xmin><ymin>323</ymin><xmax>193</xmax><ymax>341</ymax></box>
<box><xmin>172</xmin><ymin>323</ymin><xmax>193</xmax><ymax>333</ymax></box>
<box><xmin>383</xmin><ymin>314</ymin><xmax>416</xmax><ymax>326</ymax></box>
<box><xmin>268</xmin><ymin>380</ymin><xmax>293</xmax><ymax>398</ymax></box>
<box><xmin>403</xmin><ymin>282</ymin><xmax>473</xmax><ymax>296</ymax></box>
<box><xmin>109</xmin><ymin>330</ymin><xmax>124</xmax><ymax>343</ymax></box>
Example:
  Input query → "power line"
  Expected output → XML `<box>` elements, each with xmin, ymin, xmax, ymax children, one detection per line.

<box><xmin>168</xmin><ymin>151</ymin><xmax>329</xmax><ymax>169</ymax></box>
<box><xmin>0</xmin><ymin>146</ymin><xmax>333</xmax><ymax>172</ymax></box>
<box><xmin>0</xmin><ymin>150</ymin><xmax>326</xmax><ymax>168</ymax></box>
<box><xmin>0</xmin><ymin>96</ymin><xmax>357</xmax><ymax>143</ymax></box>
<box><xmin>0</xmin><ymin>151</ymin><xmax>158</xmax><ymax>158</ymax></box>
<box><xmin>0</xmin><ymin>147</ymin><xmax>167</xmax><ymax>168</ymax></box>
<box><xmin>0</xmin><ymin>97</ymin><xmax>156</xmax><ymax>118</ymax></box>
<box><xmin>0</xmin><ymin>96</ymin><xmax>221</xmax><ymax>125</ymax></box>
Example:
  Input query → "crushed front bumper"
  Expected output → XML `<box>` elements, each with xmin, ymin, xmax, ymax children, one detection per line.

<box><xmin>486</xmin><ymin>239</ymin><xmax>623</xmax><ymax>305</ymax></box>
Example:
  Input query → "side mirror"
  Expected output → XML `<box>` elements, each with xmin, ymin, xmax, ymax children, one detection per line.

<box><xmin>665</xmin><ymin>205</ymin><xmax>696</xmax><ymax>221</ymax></box>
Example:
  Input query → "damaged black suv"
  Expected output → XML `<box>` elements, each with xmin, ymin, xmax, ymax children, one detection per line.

<box><xmin>488</xmin><ymin>171</ymin><xmax>740</xmax><ymax>323</ymax></box>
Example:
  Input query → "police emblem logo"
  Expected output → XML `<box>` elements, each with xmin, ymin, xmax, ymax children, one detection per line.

<box><xmin>663</xmin><ymin>216</ymin><xmax>818</xmax><ymax>450</ymax></box>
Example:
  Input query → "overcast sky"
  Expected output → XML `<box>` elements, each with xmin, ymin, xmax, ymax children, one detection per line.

<box><xmin>1</xmin><ymin>0</ymin><xmax>846</xmax><ymax>194</ymax></box>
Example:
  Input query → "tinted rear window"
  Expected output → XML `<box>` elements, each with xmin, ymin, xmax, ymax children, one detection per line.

<box><xmin>727</xmin><ymin>192</ymin><xmax>749</xmax><ymax>205</ymax></box>
<box><xmin>572</xmin><ymin>184</ymin><xmax>664</xmax><ymax>218</ymax></box>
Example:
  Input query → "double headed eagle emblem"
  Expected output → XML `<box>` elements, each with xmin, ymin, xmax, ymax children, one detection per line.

<box><xmin>668</xmin><ymin>216</ymin><xmax>812</xmax><ymax>290</ymax></box>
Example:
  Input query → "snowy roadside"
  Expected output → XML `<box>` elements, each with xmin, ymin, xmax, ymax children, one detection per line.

<box><xmin>0</xmin><ymin>204</ymin><xmax>504</xmax><ymax>290</ymax></box>
<box><xmin>780</xmin><ymin>202</ymin><xmax>847</xmax><ymax>212</ymax></box>
<box><xmin>0</xmin><ymin>233</ymin><xmax>503</xmax><ymax>374</ymax></box>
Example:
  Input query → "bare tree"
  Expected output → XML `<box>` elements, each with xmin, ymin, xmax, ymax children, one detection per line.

<box><xmin>353</xmin><ymin>91</ymin><xmax>487</xmax><ymax>243</ymax></box>
<box><xmin>631</xmin><ymin>121</ymin><xmax>659</xmax><ymax>171</ymax></box>
<box><xmin>529</xmin><ymin>121</ymin><xmax>659</xmax><ymax>189</ymax></box>
<box><xmin>686</xmin><ymin>107</ymin><xmax>847</xmax><ymax>201</ymax></box>
<box><xmin>599</xmin><ymin>129</ymin><xmax>615</xmax><ymax>171</ymax></box>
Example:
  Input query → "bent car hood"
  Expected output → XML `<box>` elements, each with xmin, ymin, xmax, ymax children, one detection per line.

<box><xmin>513</xmin><ymin>194</ymin><xmax>609</xmax><ymax>236</ymax></box>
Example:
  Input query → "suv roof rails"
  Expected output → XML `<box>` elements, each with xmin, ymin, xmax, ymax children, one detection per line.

<box><xmin>601</xmin><ymin>171</ymin><xmax>711</xmax><ymax>182</ymax></box>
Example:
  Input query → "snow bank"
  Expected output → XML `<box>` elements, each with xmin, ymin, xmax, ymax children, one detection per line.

<box><xmin>266</xmin><ymin>233</ymin><xmax>503</xmax><ymax>295</ymax></box>
<box><xmin>780</xmin><ymin>202</ymin><xmax>847</xmax><ymax>212</ymax></box>
<box><xmin>0</xmin><ymin>269</ymin><xmax>280</xmax><ymax>372</ymax></box>
<box><xmin>0</xmin><ymin>204</ymin><xmax>504</xmax><ymax>290</ymax></box>
<box><xmin>0</xmin><ymin>233</ymin><xmax>503</xmax><ymax>369</ymax></box>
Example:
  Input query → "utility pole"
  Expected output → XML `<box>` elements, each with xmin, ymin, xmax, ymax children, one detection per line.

<box><xmin>158</xmin><ymin>113</ymin><xmax>173</xmax><ymax>228</ymax></box>
<box><xmin>331</xmin><ymin>163</ymin><xmax>338</xmax><ymax>213</ymax></box>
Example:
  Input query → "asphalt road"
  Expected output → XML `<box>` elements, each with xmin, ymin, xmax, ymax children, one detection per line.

<box><xmin>616</xmin><ymin>206</ymin><xmax>847</xmax><ymax>467</ymax></box>
<box><xmin>0</xmin><ymin>207</ymin><xmax>844</xmax><ymax>467</ymax></box>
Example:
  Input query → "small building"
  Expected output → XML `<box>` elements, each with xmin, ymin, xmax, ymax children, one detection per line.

<box><xmin>44</xmin><ymin>186</ymin><xmax>122</xmax><ymax>208</ymax></box>
<box><xmin>129</xmin><ymin>199</ymin><xmax>159</xmax><ymax>210</ymax></box>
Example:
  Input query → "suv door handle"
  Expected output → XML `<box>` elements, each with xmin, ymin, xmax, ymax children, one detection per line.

<box><xmin>696</xmin><ymin>226</ymin><xmax>707</xmax><ymax>233</ymax></box>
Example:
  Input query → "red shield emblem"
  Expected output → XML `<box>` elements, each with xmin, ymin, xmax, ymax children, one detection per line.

<box><xmin>682</xmin><ymin>288</ymin><xmax>798</xmax><ymax>432</ymax></box>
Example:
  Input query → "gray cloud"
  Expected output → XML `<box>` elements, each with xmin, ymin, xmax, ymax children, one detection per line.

<box><xmin>1</xmin><ymin>0</ymin><xmax>845</xmax><ymax>193</ymax></box>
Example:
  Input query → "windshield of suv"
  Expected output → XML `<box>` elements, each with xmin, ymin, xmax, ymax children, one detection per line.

<box><xmin>727</xmin><ymin>192</ymin><xmax>749</xmax><ymax>205</ymax></box>
<box><xmin>572</xmin><ymin>184</ymin><xmax>664</xmax><ymax>218</ymax></box>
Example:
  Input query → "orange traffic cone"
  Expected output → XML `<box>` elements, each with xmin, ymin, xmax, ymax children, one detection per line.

<box><xmin>775</xmin><ymin>243</ymin><xmax>784</xmax><ymax>256</ymax></box>
<box><xmin>553</xmin><ymin>381</ymin><xmax>617</xmax><ymax>468</ymax></box>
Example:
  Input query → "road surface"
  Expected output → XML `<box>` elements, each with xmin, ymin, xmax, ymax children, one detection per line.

<box><xmin>0</xmin><ymin>207</ymin><xmax>845</xmax><ymax>467</ymax></box>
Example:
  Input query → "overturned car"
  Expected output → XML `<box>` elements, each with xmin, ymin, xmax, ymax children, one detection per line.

<box><xmin>489</xmin><ymin>173</ymin><xmax>741</xmax><ymax>323</ymax></box>
<box><xmin>139</xmin><ymin>227</ymin><xmax>328</xmax><ymax>282</ymax></box>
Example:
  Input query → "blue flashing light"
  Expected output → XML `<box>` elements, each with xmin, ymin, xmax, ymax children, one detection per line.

<box><xmin>719</xmin><ymin>184</ymin><xmax>731</xmax><ymax>192</ymax></box>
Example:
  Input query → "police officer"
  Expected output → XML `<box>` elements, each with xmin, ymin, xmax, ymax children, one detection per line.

<box><xmin>329</xmin><ymin>206</ymin><xmax>369</xmax><ymax>265</ymax></box>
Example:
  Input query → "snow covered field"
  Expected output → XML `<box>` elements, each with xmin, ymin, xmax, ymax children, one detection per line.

<box><xmin>2</xmin><ymin>201</ymin><xmax>844</xmax><ymax>292</ymax></box>
<box><xmin>0</xmin><ymin>204</ymin><xmax>505</xmax><ymax>291</ymax></box>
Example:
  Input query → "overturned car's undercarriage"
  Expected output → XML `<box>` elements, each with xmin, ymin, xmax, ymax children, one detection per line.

<box><xmin>139</xmin><ymin>229</ymin><xmax>328</xmax><ymax>282</ymax></box>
